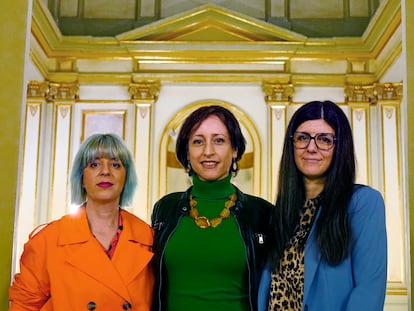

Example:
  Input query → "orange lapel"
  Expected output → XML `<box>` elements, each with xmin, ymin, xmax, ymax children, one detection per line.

<box><xmin>57</xmin><ymin>207</ymin><xmax>143</xmax><ymax>302</ymax></box>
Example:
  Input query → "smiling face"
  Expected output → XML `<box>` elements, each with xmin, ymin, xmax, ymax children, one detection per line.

<box><xmin>82</xmin><ymin>156</ymin><xmax>126</xmax><ymax>205</ymax></box>
<box><xmin>188</xmin><ymin>115</ymin><xmax>237</xmax><ymax>181</ymax></box>
<box><xmin>294</xmin><ymin>119</ymin><xmax>335</xmax><ymax>184</ymax></box>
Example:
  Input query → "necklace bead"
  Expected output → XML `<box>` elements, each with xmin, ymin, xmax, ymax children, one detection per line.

<box><xmin>189</xmin><ymin>193</ymin><xmax>237</xmax><ymax>228</ymax></box>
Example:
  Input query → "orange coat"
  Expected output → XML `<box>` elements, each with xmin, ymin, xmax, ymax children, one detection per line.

<box><xmin>9</xmin><ymin>207</ymin><xmax>154</xmax><ymax>311</ymax></box>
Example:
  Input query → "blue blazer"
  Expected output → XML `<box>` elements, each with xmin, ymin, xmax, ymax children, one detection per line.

<box><xmin>258</xmin><ymin>185</ymin><xmax>387</xmax><ymax>311</ymax></box>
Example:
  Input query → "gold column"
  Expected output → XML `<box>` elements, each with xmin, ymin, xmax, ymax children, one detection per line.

<box><xmin>0</xmin><ymin>1</ymin><xmax>30</xmax><ymax>309</ymax></box>
<box><xmin>405</xmin><ymin>0</ymin><xmax>414</xmax><ymax>306</ymax></box>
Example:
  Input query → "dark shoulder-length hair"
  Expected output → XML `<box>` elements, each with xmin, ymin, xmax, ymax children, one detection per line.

<box><xmin>176</xmin><ymin>105</ymin><xmax>246</xmax><ymax>176</ymax></box>
<box><xmin>70</xmin><ymin>133</ymin><xmax>138</xmax><ymax>207</ymax></box>
<box><xmin>272</xmin><ymin>100</ymin><xmax>356</xmax><ymax>266</ymax></box>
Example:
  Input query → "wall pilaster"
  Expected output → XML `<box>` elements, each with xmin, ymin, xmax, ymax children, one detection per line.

<box><xmin>263</xmin><ymin>81</ymin><xmax>293</xmax><ymax>202</ymax></box>
<box><xmin>403</xmin><ymin>0</ymin><xmax>414</xmax><ymax>308</ymax></box>
<box><xmin>129</xmin><ymin>80</ymin><xmax>160</xmax><ymax>221</ymax></box>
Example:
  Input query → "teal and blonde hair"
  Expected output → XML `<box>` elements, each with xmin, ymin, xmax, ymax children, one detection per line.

<box><xmin>70</xmin><ymin>133</ymin><xmax>137</xmax><ymax>206</ymax></box>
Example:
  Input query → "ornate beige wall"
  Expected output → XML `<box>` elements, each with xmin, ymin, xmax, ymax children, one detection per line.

<box><xmin>19</xmin><ymin>78</ymin><xmax>407</xmax><ymax>310</ymax></box>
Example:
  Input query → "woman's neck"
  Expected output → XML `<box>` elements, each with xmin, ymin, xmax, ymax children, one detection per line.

<box><xmin>304</xmin><ymin>178</ymin><xmax>325</xmax><ymax>200</ymax></box>
<box><xmin>85</xmin><ymin>200</ymin><xmax>119</xmax><ymax>219</ymax></box>
<box><xmin>84</xmin><ymin>202</ymin><xmax>120</xmax><ymax>248</ymax></box>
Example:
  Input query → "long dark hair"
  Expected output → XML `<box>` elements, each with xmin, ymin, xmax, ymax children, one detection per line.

<box><xmin>175</xmin><ymin>105</ymin><xmax>246</xmax><ymax>176</ymax></box>
<box><xmin>272</xmin><ymin>100</ymin><xmax>356</xmax><ymax>266</ymax></box>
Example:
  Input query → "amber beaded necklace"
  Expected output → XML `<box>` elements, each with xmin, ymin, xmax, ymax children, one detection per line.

<box><xmin>189</xmin><ymin>193</ymin><xmax>237</xmax><ymax>228</ymax></box>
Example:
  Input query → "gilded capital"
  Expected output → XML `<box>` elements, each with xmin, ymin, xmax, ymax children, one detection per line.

<box><xmin>374</xmin><ymin>82</ymin><xmax>403</xmax><ymax>101</ymax></box>
<box><xmin>27</xmin><ymin>81</ymin><xmax>79</xmax><ymax>101</ymax></box>
<box><xmin>48</xmin><ymin>82</ymin><xmax>79</xmax><ymax>101</ymax></box>
<box><xmin>345</xmin><ymin>82</ymin><xmax>403</xmax><ymax>104</ymax></box>
<box><xmin>262</xmin><ymin>82</ymin><xmax>293</xmax><ymax>104</ymax></box>
<box><xmin>129</xmin><ymin>81</ymin><xmax>160</xmax><ymax>103</ymax></box>
<box><xmin>344</xmin><ymin>84</ymin><xmax>375</xmax><ymax>103</ymax></box>
<box><xmin>27</xmin><ymin>81</ymin><xmax>49</xmax><ymax>98</ymax></box>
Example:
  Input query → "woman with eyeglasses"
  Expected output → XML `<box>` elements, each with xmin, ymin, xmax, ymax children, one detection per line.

<box><xmin>258</xmin><ymin>100</ymin><xmax>387</xmax><ymax>311</ymax></box>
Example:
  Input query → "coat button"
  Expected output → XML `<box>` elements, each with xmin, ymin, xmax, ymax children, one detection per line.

<box><xmin>87</xmin><ymin>301</ymin><xmax>96</xmax><ymax>310</ymax></box>
<box><xmin>122</xmin><ymin>301</ymin><xmax>132</xmax><ymax>310</ymax></box>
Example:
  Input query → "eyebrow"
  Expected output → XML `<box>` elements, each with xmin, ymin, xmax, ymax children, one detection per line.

<box><xmin>191</xmin><ymin>133</ymin><xmax>227</xmax><ymax>137</ymax></box>
<box><xmin>92</xmin><ymin>156</ymin><xmax>120</xmax><ymax>161</ymax></box>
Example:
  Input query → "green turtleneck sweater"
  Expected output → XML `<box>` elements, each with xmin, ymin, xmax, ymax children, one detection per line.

<box><xmin>164</xmin><ymin>174</ymin><xmax>249</xmax><ymax>311</ymax></box>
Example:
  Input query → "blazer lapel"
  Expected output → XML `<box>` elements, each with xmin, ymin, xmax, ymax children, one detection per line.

<box><xmin>304</xmin><ymin>210</ymin><xmax>322</xmax><ymax>301</ymax></box>
<box><xmin>66</xmin><ymin>240</ymin><xmax>133</xmax><ymax>301</ymax></box>
<box><xmin>58</xmin><ymin>208</ymin><xmax>132</xmax><ymax>302</ymax></box>
<box><xmin>112</xmin><ymin>211</ymin><xmax>154</xmax><ymax>285</ymax></box>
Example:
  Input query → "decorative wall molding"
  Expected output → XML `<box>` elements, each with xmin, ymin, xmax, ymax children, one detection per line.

<box><xmin>374</xmin><ymin>82</ymin><xmax>403</xmax><ymax>101</ymax></box>
<box><xmin>128</xmin><ymin>80</ymin><xmax>160</xmax><ymax>103</ymax></box>
<box><xmin>27</xmin><ymin>80</ymin><xmax>80</xmax><ymax>101</ymax></box>
<box><xmin>345</xmin><ymin>83</ymin><xmax>376</xmax><ymax>103</ymax></box>
<box><xmin>27</xmin><ymin>80</ymin><xmax>49</xmax><ymax>98</ymax></box>
<box><xmin>262</xmin><ymin>82</ymin><xmax>294</xmax><ymax>103</ymax></box>
<box><xmin>345</xmin><ymin>82</ymin><xmax>403</xmax><ymax>104</ymax></box>
<box><xmin>30</xmin><ymin>0</ymin><xmax>402</xmax><ymax>88</ymax></box>
<box><xmin>48</xmin><ymin>82</ymin><xmax>79</xmax><ymax>101</ymax></box>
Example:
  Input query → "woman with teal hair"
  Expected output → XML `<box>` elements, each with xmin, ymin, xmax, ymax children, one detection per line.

<box><xmin>10</xmin><ymin>133</ymin><xmax>155</xmax><ymax>311</ymax></box>
<box><xmin>70</xmin><ymin>133</ymin><xmax>137</xmax><ymax>206</ymax></box>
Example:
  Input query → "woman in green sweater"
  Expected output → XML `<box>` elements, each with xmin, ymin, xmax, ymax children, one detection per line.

<box><xmin>151</xmin><ymin>105</ymin><xmax>273</xmax><ymax>311</ymax></box>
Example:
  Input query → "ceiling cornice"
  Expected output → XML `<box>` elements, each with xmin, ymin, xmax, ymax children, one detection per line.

<box><xmin>30</xmin><ymin>0</ymin><xmax>401</xmax><ymax>85</ymax></box>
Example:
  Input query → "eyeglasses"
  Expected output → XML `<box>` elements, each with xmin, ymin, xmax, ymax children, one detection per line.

<box><xmin>291</xmin><ymin>131</ymin><xmax>336</xmax><ymax>151</ymax></box>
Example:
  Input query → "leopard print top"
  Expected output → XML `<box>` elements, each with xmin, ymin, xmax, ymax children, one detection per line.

<box><xmin>267</xmin><ymin>196</ymin><xmax>320</xmax><ymax>310</ymax></box>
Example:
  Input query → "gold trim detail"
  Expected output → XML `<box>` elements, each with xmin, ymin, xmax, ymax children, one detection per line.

<box><xmin>48</xmin><ymin>82</ymin><xmax>79</xmax><ymax>101</ymax></box>
<box><xmin>273</xmin><ymin>109</ymin><xmax>284</xmax><ymax>121</ymax></box>
<box><xmin>374</xmin><ymin>82</ymin><xmax>403</xmax><ymax>101</ymax></box>
<box><xmin>129</xmin><ymin>81</ymin><xmax>160</xmax><ymax>103</ymax></box>
<box><xmin>385</xmin><ymin>107</ymin><xmax>394</xmax><ymax>119</ymax></box>
<box><xmin>57</xmin><ymin>58</ymin><xmax>77</xmax><ymax>72</ymax></box>
<box><xmin>345</xmin><ymin>82</ymin><xmax>403</xmax><ymax>104</ymax></box>
<box><xmin>30</xmin><ymin>0</ymin><xmax>402</xmax><ymax>87</ymax></box>
<box><xmin>29</xmin><ymin>105</ymin><xmax>39</xmax><ymax>117</ymax></box>
<box><xmin>349</xmin><ymin>60</ymin><xmax>368</xmax><ymax>74</ymax></box>
<box><xmin>59</xmin><ymin>106</ymin><xmax>70</xmax><ymax>118</ymax></box>
<box><xmin>262</xmin><ymin>82</ymin><xmax>294</xmax><ymax>103</ymax></box>
<box><xmin>139</xmin><ymin>106</ymin><xmax>149</xmax><ymax>119</ymax></box>
<box><xmin>27</xmin><ymin>80</ymin><xmax>80</xmax><ymax>101</ymax></box>
<box><xmin>345</xmin><ymin>84</ymin><xmax>375</xmax><ymax>103</ymax></box>
<box><xmin>27</xmin><ymin>81</ymin><xmax>49</xmax><ymax>98</ymax></box>
<box><xmin>355</xmin><ymin>109</ymin><xmax>364</xmax><ymax>122</ymax></box>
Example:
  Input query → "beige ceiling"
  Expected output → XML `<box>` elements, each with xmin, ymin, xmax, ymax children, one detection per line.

<box><xmin>46</xmin><ymin>0</ymin><xmax>379</xmax><ymax>37</ymax></box>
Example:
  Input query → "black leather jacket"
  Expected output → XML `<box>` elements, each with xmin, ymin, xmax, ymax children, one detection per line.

<box><xmin>151</xmin><ymin>185</ymin><xmax>273</xmax><ymax>311</ymax></box>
